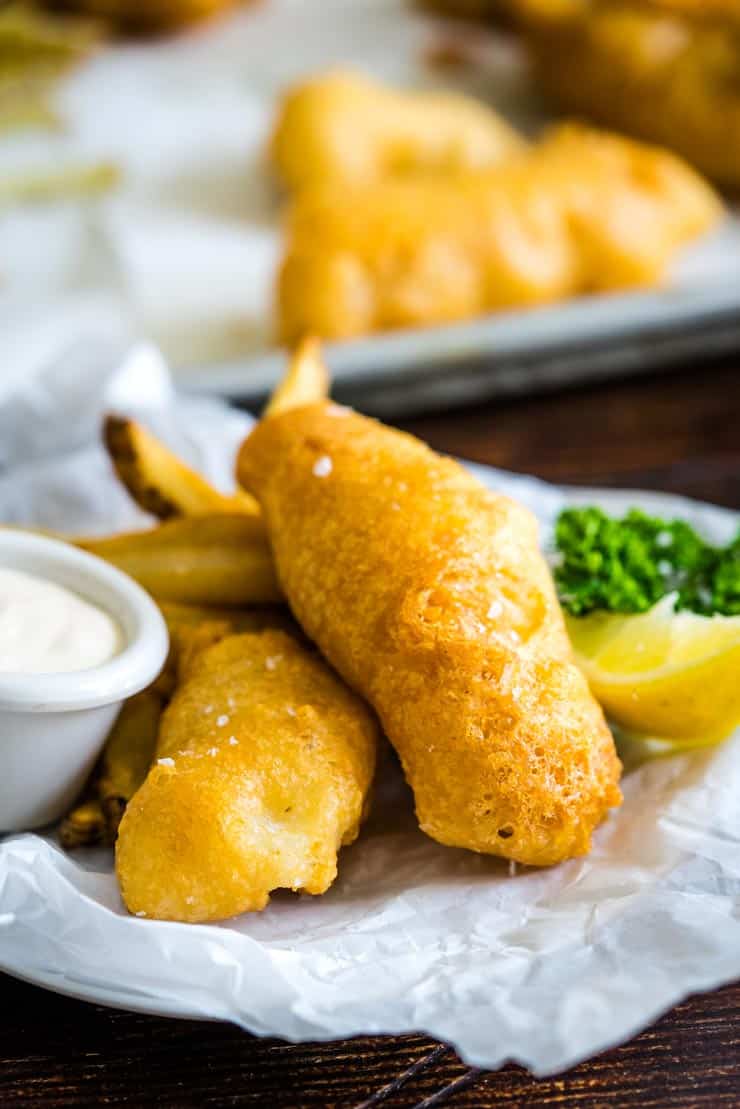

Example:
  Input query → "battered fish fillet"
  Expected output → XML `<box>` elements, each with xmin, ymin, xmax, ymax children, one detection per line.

<box><xmin>116</xmin><ymin>630</ymin><xmax>377</xmax><ymax>922</ymax></box>
<box><xmin>636</xmin><ymin>0</ymin><xmax>740</xmax><ymax>23</ymax></box>
<box><xmin>521</xmin><ymin>0</ymin><xmax>740</xmax><ymax>188</ymax></box>
<box><xmin>278</xmin><ymin>124</ymin><xmax>720</xmax><ymax>342</ymax></box>
<box><xmin>238</xmin><ymin>407</ymin><xmax>623</xmax><ymax>867</ymax></box>
<box><xmin>271</xmin><ymin>70</ymin><xmax>525</xmax><ymax>193</ymax></box>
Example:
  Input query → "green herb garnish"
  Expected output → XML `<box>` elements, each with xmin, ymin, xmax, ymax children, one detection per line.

<box><xmin>554</xmin><ymin>506</ymin><xmax>740</xmax><ymax>617</ymax></box>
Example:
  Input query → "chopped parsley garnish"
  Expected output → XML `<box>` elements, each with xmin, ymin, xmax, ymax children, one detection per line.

<box><xmin>554</xmin><ymin>507</ymin><xmax>740</xmax><ymax>617</ymax></box>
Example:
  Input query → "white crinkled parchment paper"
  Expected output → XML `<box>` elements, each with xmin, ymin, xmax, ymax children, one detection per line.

<box><xmin>0</xmin><ymin>342</ymin><xmax>738</xmax><ymax>1075</ymax></box>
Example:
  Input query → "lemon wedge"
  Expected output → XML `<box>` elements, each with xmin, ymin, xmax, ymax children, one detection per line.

<box><xmin>566</xmin><ymin>594</ymin><xmax>740</xmax><ymax>745</ymax></box>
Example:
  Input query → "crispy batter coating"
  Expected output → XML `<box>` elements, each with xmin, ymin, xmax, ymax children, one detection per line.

<box><xmin>522</xmin><ymin>0</ymin><xmax>740</xmax><ymax>187</ymax></box>
<box><xmin>271</xmin><ymin>69</ymin><xmax>525</xmax><ymax>193</ymax></box>
<box><xmin>618</xmin><ymin>0</ymin><xmax>740</xmax><ymax>25</ymax></box>
<box><xmin>238</xmin><ymin>406</ymin><xmax>622</xmax><ymax>867</ymax></box>
<box><xmin>277</xmin><ymin>123</ymin><xmax>720</xmax><ymax>343</ymax></box>
<box><xmin>116</xmin><ymin>630</ymin><xmax>378</xmax><ymax>922</ymax></box>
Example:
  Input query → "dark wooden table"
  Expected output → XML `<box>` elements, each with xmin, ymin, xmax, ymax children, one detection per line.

<box><xmin>2</xmin><ymin>359</ymin><xmax>739</xmax><ymax>1108</ymax></box>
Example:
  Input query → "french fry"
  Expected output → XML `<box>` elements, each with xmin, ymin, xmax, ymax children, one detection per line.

<box><xmin>48</xmin><ymin>0</ymin><xmax>237</xmax><ymax>32</ymax></box>
<box><xmin>98</xmin><ymin>690</ymin><xmax>164</xmax><ymax>842</ymax></box>
<box><xmin>79</xmin><ymin>515</ymin><xmax>283</xmax><ymax>606</ymax></box>
<box><xmin>104</xmin><ymin>415</ymin><xmax>261</xmax><ymax>522</ymax></box>
<box><xmin>159</xmin><ymin>601</ymin><xmax>293</xmax><ymax>638</ymax></box>
<box><xmin>59</xmin><ymin>798</ymin><xmax>107</xmax><ymax>849</ymax></box>
<box><xmin>264</xmin><ymin>337</ymin><xmax>330</xmax><ymax>418</ymax></box>
<box><xmin>157</xmin><ymin>602</ymin><xmax>295</xmax><ymax>686</ymax></box>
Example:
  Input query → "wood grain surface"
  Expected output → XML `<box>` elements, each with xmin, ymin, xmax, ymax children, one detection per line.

<box><xmin>1</xmin><ymin>358</ymin><xmax>739</xmax><ymax>1108</ymax></box>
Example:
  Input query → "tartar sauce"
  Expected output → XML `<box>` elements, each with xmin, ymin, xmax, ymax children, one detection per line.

<box><xmin>0</xmin><ymin>567</ymin><xmax>123</xmax><ymax>674</ymax></box>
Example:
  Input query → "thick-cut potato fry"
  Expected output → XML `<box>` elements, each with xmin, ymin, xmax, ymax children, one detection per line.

<box><xmin>104</xmin><ymin>415</ymin><xmax>260</xmax><ymax>522</ymax></box>
<box><xmin>162</xmin><ymin>603</ymin><xmax>295</xmax><ymax>668</ymax></box>
<box><xmin>167</xmin><ymin>610</ymin><xmax>296</xmax><ymax>680</ymax></box>
<box><xmin>158</xmin><ymin>601</ymin><xmax>290</xmax><ymax>633</ymax></box>
<box><xmin>278</xmin><ymin>124</ymin><xmax>720</xmax><ymax>343</ymax></box>
<box><xmin>98</xmin><ymin>690</ymin><xmax>164</xmax><ymax>841</ymax></box>
<box><xmin>271</xmin><ymin>69</ymin><xmax>525</xmax><ymax>193</ymax></box>
<box><xmin>48</xmin><ymin>0</ymin><xmax>237</xmax><ymax>31</ymax></box>
<box><xmin>79</xmin><ymin>515</ymin><xmax>282</xmax><ymax>606</ymax></box>
<box><xmin>59</xmin><ymin>798</ymin><xmax>107</xmax><ymax>849</ymax></box>
<box><xmin>264</xmin><ymin>337</ymin><xmax>330</xmax><ymax>418</ymax></box>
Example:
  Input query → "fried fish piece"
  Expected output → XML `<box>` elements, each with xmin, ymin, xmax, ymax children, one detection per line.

<box><xmin>238</xmin><ymin>405</ymin><xmax>622</xmax><ymax>867</ymax></box>
<box><xmin>79</xmin><ymin>608</ymin><xmax>293</xmax><ymax>847</ymax></box>
<box><xmin>521</xmin><ymin>0</ymin><xmax>740</xmax><ymax>188</ymax></box>
<box><xmin>116</xmin><ymin>629</ymin><xmax>378</xmax><ymax>922</ymax></box>
<box><xmin>278</xmin><ymin>123</ymin><xmax>720</xmax><ymax>342</ymax></box>
<box><xmin>271</xmin><ymin>69</ymin><xmax>525</xmax><ymax>193</ymax></box>
<box><xmin>636</xmin><ymin>0</ymin><xmax>740</xmax><ymax>24</ymax></box>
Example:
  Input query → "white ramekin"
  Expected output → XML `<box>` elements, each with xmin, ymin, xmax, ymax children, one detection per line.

<box><xmin>0</xmin><ymin>530</ymin><xmax>169</xmax><ymax>833</ymax></box>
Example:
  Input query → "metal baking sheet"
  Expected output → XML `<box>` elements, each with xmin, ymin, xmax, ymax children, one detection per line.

<box><xmin>179</xmin><ymin>282</ymin><xmax>740</xmax><ymax>415</ymax></box>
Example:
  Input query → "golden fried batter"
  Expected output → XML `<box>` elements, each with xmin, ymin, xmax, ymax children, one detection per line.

<box><xmin>271</xmin><ymin>69</ymin><xmax>525</xmax><ymax>193</ymax></box>
<box><xmin>116</xmin><ymin>629</ymin><xmax>378</xmax><ymax>922</ymax></box>
<box><xmin>521</xmin><ymin>0</ymin><xmax>740</xmax><ymax>187</ymax></box>
<box><xmin>641</xmin><ymin>1</ymin><xmax>740</xmax><ymax>23</ymax></box>
<box><xmin>238</xmin><ymin>406</ymin><xmax>622</xmax><ymax>867</ymax></box>
<box><xmin>277</xmin><ymin>124</ymin><xmax>720</xmax><ymax>342</ymax></box>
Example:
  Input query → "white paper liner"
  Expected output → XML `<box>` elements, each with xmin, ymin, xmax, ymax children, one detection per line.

<box><xmin>0</xmin><ymin>343</ymin><xmax>738</xmax><ymax>1075</ymax></box>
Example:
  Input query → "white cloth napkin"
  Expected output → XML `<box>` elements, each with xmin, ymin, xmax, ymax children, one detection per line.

<box><xmin>0</xmin><ymin>302</ymin><xmax>252</xmax><ymax>533</ymax></box>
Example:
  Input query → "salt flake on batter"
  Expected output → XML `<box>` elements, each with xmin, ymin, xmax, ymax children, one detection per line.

<box><xmin>313</xmin><ymin>455</ymin><xmax>333</xmax><ymax>477</ymax></box>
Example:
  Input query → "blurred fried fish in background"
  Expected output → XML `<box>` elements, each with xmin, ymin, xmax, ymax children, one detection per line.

<box><xmin>271</xmin><ymin>70</ymin><xmax>526</xmax><ymax>193</ymax></box>
<box><xmin>278</xmin><ymin>124</ymin><xmax>721</xmax><ymax>342</ymax></box>
<box><xmin>518</xmin><ymin>0</ymin><xmax>740</xmax><ymax>189</ymax></box>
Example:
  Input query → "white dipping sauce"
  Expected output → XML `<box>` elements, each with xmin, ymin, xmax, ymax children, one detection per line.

<box><xmin>0</xmin><ymin>567</ymin><xmax>123</xmax><ymax>674</ymax></box>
